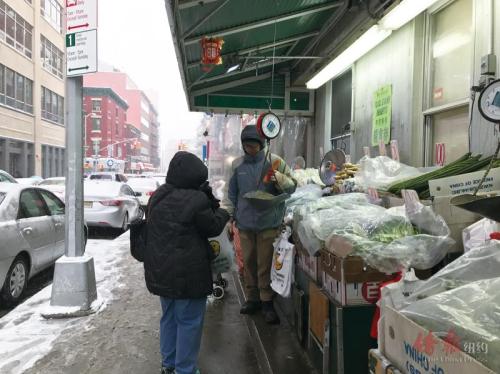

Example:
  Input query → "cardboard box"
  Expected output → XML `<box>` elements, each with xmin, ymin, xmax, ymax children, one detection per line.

<box><xmin>429</xmin><ymin>168</ymin><xmax>500</xmax><ymax>198</ymax></box>
<box><xmin>369</xmin><ymin>349</ymin><xmax>403</xmax><ymax>374</ymax></box>
<box><xmin>432</xmin><ymin>196</ymin><xmax>481</xmax><ymax>253</ymax></box>
<box><xmin>322</xmin><ymin>271</ymin><xmax>382</xmax><ymax>306</ymax></box>
<box><xmin>297</xmin><ymin>249</ymin><xmax>321</xmax><ymax>284</ymax></box>
<box><xmin>383</xmin><ymin>306</ymin><xmax>495</xmax><ymax>374</ymax></box>
<box><xmin>308</xmin><ymin>281</ymin><xmax>329</xmax><ymax>344</ymax></box>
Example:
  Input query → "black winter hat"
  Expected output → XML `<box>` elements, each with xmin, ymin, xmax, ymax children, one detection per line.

<box><xmin>241</xmin><ymin>125</ymin><xmax>265</xmax><ymax>149</ymax></box>
<box><xmin>166</xmin><ymin>151</ymin><xmax>208</xmax><ymax>189</ymax></box>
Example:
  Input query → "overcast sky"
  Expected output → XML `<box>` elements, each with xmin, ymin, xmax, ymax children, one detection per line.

<box><xmin>97</xmin><ymin>0</ymin><xmax>202</xmax><ymax>150</ymax></box>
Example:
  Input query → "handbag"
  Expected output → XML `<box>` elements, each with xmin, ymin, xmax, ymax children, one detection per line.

<box><xmin>129</xmin><ymin>218</ymin><xmax>147</xmax><ymax>262</ymax></box>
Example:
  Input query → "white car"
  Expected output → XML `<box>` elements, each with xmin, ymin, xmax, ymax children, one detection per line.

<box><xmin>151</xmin><ymin>174</ymin><xmax>166</xmax><ymax>186</ymax></box>
<box><xmin>0</xmin><ymin>170</ymin><xmax>17</xmax><ymax>183</ymax></box>
<box><xmin>16</xmin><ymin>176</ymin><xmax>43</xmax><ymax>185</ymax></box>
<box><xmin>127</xmin><ymin>177</ymin><xmax>160</xmax><ymax>208</ymax></box>
<box><xmin>0</xmin><ymin>184</ymin><xmax>87</xmax><ymax>305</ymax></box>
<box><xmin>84</xmin><ymin>181</ymin><xmax>142</xmax><ymax>230</ymax></box>
<box><xmin>38</xmin><ymin>177</ymin><xmax>65</xmax><ymax>201</ymax></box>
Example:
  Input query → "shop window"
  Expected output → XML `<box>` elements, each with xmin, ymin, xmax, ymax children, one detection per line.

<box><xmin>429</xmin><ymin>0</ymin><xmax>473</xmax><ymax>107</ymax></box>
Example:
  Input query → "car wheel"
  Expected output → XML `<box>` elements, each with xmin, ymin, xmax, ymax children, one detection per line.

<box><xmin>1</xmin><ymin>256</ymin><xmax>28</xmax><ymax>306</ymax></box>
<box><xmin>122</xmin><ymin>212</ymin><xmax>129</xmax><ymax>232</ymax></box>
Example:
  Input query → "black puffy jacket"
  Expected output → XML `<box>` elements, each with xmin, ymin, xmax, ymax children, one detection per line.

<box><xmin>144</xmin><ymin>151</ymin><xmax>229</xmax><ymax>299</ymax></box>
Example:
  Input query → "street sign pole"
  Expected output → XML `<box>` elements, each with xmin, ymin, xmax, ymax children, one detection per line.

<box><xmin>43</xmin><ymin>0</ymin><xmax>100</xmax><ymax>319</ymax></box>
<box><xmin>65</xmin><ymin>76</ymin><xmax>86</xmax><ymax>258</ymax></box>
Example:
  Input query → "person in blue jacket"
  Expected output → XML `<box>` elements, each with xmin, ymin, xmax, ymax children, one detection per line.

<box><xmin>227</xmin><ymin>125</ymin><xmax>296</xmax><ymax>324</ymax></box>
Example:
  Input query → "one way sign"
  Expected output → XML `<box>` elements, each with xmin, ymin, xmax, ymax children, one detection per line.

<box><xmin>65</xmin><ymin>0</ymin><xmax>98</xmax><ymax>77</ymax></box>
<box><xmin>66</xmin><ymin>0</ymin><xmax>97</xmax><ymax>32</ymax></box>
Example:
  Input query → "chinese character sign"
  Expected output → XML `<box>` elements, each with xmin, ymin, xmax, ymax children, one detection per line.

<box><xmin>371</xmin><ymin>85</ymin><xmax>392</xmax><ymax>146</ymax></box>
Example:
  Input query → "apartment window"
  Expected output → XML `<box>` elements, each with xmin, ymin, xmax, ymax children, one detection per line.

<box><xmin>91</xmin><ymin>117</ymin><xmax>101</xmax><ymax>131</ymax></box>
<box><xmin>41</xmin><ymin>86</ymin><xmax>64</xmax><ymax>125</ymax></box>
<box><xmin>0</xmin><ymin>2</ymin><xmax>33</xmax><ymax>58</ymax></box>
<box><xmin>40</xmin><ymin>0</ymin><xmax>62</xmax><ymax>33</ymax></box>
<box><xmin>41</xmin><ymin>35</ymin><xmax>63</xmax><ymax>78</ymax></box>
<box><xmin>0</xmin><ymin>64</ymin><xmax>33</xmax><ymax>113</ymax></box>
<box><xmin>91</xmin><ymin>98</ymin><xmax>101</xmax><ymax>112</ymax></box>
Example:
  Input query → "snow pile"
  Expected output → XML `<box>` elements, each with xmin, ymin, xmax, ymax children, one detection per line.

<box><xmin>0</xmin><ymin>232</ymin><xmax>130</xmax><ymax>374</ymax></box>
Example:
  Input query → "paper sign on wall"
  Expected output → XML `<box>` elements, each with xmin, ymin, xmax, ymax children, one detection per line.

<box><xmin>371</xmin><ymin>85</ymin><xmax>392</xmax><ymax>146</ymax></box>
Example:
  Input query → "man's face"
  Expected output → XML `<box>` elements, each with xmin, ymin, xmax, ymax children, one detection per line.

<box><xmin>243</xmin><ymin>141</ymin><xmax>261</xmax><ymax>156</ymax></box>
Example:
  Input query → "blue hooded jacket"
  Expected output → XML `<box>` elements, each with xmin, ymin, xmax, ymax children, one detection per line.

<box><xmin>227</xmin><ymin>126</ymin><xmax>296</xmax><ymax>231</ymax></box>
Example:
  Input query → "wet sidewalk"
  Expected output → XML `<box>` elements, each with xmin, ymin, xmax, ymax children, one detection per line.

<box><xmin>3</xmin><ymin>232</ymin><xmax>316</xmax><ymax>374</ymax></box>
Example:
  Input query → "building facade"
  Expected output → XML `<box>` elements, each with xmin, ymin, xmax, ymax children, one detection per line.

<box><xmin>0</xmin><ymin>0</ymin><xmax>65</xmax><ymax>178</ymax></box>
<box><xmin>83</xmin><ymin>71</ymin><xmax>161</xmax><ymax>170</ymax></box>
<box><xmin>82</xmin><ymin>87</ymin><xmax>129</xmax><ymax>164</ymax></box>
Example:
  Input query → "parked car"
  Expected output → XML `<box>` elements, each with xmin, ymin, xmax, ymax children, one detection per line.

<box><xmin>38</xmin><ymin>177</ymin><xmax>65</xmax><ymax>201</ymax></box>
<box><xmin>127</xmin><ymin>177</ymin><xmax>160</xmax><ymax>208</ymax></box>
<box><xmin>0</xmin><ymin>183</ymin><xmax>87</xmax><ymax>305</ymax></box>
<box><xmin>88</xmin><ymin>172</ymin><xmax>128</xmax><ymax>182</ymax></box>
<box><xmin>0</xmin><ymin>170</ymin><xmax>17</xmax><ymax>183</ymax></box>
<box><xmin>151</xmin><ymin>174</ymin><xmax>166</xmax><ymax>186</ymax></box>
<box><xmin>16</xmin><ymin>176</ymin><xmax>43</xmax><ymax>185</ymax></box>
<box><xmin>83</xmin><ymin>181</ymin><xmax>142</xmax><ymax>230</ymax></box>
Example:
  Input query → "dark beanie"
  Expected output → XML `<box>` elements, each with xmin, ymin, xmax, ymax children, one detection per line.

<box><xmin>166</xmin><ymin>151</ymin><xmax>208</xmax><ymax>189</ymax></box>
<box><xmin>241</xmin><ymin>125</ymin><xmax>265</xmax><ymax>148</ymax></box>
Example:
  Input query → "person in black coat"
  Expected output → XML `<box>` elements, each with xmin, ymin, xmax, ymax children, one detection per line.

<box><xmin>144</xmin><ymin>151</ymin><xmax>229</xmax><ymax>374</ymax></box>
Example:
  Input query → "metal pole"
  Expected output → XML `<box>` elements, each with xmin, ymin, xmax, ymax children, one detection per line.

<box><xmin>65</xmin><ymin>76</ymin><xmax>85</xmax><ymax>257</ymax></box>
<box><xmin>45</xmin><ymin>75</ymin><xmax>98</xmax><ymax>317</ymax></box>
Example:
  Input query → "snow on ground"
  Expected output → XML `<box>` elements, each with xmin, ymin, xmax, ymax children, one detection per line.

<box><xmin>0</xmin><ymin>232</ymin><xmax>131</xmax><ymax>374</ymax></box>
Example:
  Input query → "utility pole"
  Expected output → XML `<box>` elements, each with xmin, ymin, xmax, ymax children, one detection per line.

<box><xmin>43</xmin><ymin>0</ymin><xmax>99</xmax><ymax>319</ymax></box>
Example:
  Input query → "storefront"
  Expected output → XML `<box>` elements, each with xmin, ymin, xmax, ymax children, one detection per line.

<box><xmin>166</xmin><ymin>1</ymin><xmax>500</xmax><ymax>373</ymax></box>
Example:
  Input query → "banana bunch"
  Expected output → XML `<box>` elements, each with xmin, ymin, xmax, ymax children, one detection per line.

<box><xmin>335</xmin><ymin>163</ymin><xmax>359</xmax><ymax>183</ymax></box>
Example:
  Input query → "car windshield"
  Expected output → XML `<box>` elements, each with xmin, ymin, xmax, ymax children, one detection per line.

<box><xmin>0</xmin><ymin>192</ymin><xmax>5</xmax><ymax>205</ymax></box>
<box><xmin>128</xmin><ymin>178</ymin><xmax>158</xmax><ymax>189</ymax></box>
<box><xmin>39</xmin><ymin>179</ymin><xmax>65</xmax><ymax>186</ymax></box>
<box><xmin>90</xmin><ymin>174</ymin><xmax>113</xmax><ymax>181</ymax></box>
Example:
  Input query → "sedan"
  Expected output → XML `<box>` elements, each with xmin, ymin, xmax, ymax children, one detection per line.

<box><xmin>38</xmin><ymin>177</ymin><xmax>65</xmax><ymax>201</ymax></box>
<box><xmin>0</xmin><ymin>184</ymin><xmax>87</xmax><ymax>305</ymax></box>
<box><xmin>127</xmin><ymin>177</ymin><xmax>160</xmax><ymax>208</ymax></box>
<box><xmin>0</xmin><ymin>170</ymin><xmax>17</xmax><ymax>183</ymax></box>
<box><xmin>84</xmin><ymin>181</ymin><xmax>142</xmax><ymax>231</ymax></box>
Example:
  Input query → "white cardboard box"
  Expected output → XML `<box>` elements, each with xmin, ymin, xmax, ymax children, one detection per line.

<box><xmin>321</xmin><ymin>271</ymin><xmax>381</xmax><ymax>306</ymax></box>
<box><xmin>382</xmin><ymin>306</ymin><xmax>495</xmax><ymax>374</ymax></box>
<box><xmin>429</xmin><ymin>168</ymin><xmax>500</xmax><ymax>198</ymax></box>
<box><xmin>297</xmin><ymin>251</ymin><xmax>319</xmax><ymax>283</ymax></box>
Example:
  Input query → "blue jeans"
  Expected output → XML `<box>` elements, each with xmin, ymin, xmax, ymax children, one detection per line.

<box><xmin>160</xmin><ymin>297</ymin><xmax>207</xmax><ymax>374</ymax></box>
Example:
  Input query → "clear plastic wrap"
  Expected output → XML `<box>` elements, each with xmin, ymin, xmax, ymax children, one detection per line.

<box><xmin>463</xmin><ymin>219</ymin><xmax>500</xmax><ymax>252</ymax></box>
<box><xmin>401</xmin><ymin>277</ymin><xmax>500</xmax><ymax>373</ymax></box>
<box><xmin>357</xmin><ymin>155</ymin><xmax>422</xmax><ymax>190</ymax></box>
<box><xmin>406</xmin><ymin>241</ymin><xmax>500</xmax><ymax>303</ymax></box>
<box><xmin>284</xmin><ymin>184</ymin><xmax>323</xmax><ymax>224</ymax></box>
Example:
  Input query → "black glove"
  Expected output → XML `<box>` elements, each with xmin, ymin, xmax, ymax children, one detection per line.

<box><xmin>199</xmin><ymin>181</ymin><xmax>220</xmax><ymax>209</ymax></box>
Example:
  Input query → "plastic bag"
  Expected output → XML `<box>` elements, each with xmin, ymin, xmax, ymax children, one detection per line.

<box><xmin>405</xmin><ymin>241</ymin><xmax>500</xmax><ymax>304</ymax></box>
<box><xmin>270</xmin><ymin>227</ymin><xmax>295</xmax><ymax>297</ymax></box>
<box><xmin>401</xmin><ymin>277</ymin><xmax>500</xmax><ymax>373</ymax></box>
<box><xmin>284</xmin><ymin>184</ymin><xmax>324</xmax><ymax>225</ymax></box>
<box><xmin>357</xmin><ymin>156</ymin><xmax>422</xmax><ymax>190</ymax></box>
<box><xmin>209</xmin><ymin>227</ymin><xmax>235</xmax><ymax>274</ymax></box>
<box><xmin>463</xmin><ymin>219</ymin><xmax>500</xmax><ymax>252</ymax></box>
